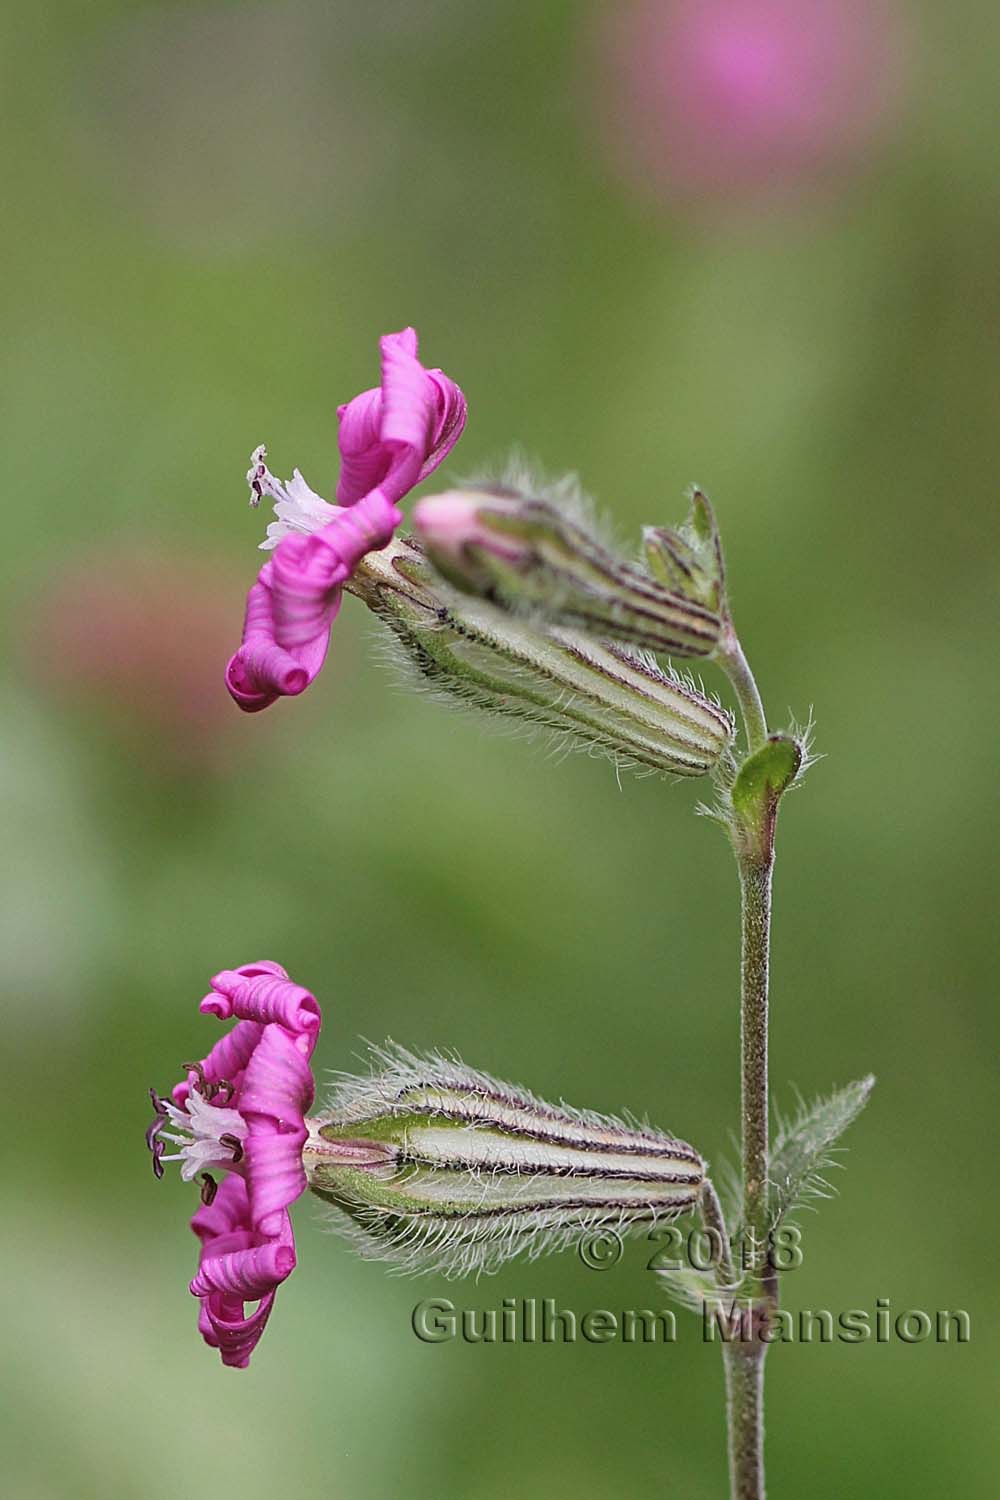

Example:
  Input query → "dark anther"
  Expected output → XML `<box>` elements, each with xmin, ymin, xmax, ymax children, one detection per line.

<box><xmin>145</xmin><ymin>1121</ymin><xmax>166</xmax><ymax>1179</ymax></box>
<box><xmin>179</xmin><ymin>1064</ymin><xmax>234</xmax><ymax>1104</ymax></box>
<box><xmin>146</xmin><ymin>1087</ymin><xmax>170</xmax><ymax>1178</ymax></box>
<box><xmin>181</xmin><ymin>1061</ymin><xmax>209</xmax><ymax>1095</ymax></box>
<box><xmin>200</xmin><ymin>1173</ymin><xmax>218</xmax><ymax>1206</ymax></box>
<box><xmin>219</xmin><ymin>1132</ymin><xmax>244</xmax><ymax>1163</ymax></box>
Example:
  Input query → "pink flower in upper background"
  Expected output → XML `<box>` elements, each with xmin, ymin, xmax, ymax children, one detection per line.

<box><xmin>594</xmin><ymin>0</ymin><xmax>909</xmax><ymax>210</ymax></box>
<box><xmin>147</xmin><ymin>961</ymin><xmax>321</xmax><ymax>1368</ymax></box>
<box><xmin>226</xmin><ymin>328</ymin><xmax>466</xmax><ymax>713</ymax></box>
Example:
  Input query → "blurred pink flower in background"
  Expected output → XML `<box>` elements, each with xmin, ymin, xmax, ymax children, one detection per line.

<box><xmin>29</xmin><ymin>549</ymin><xmax>252</xmax><ymax>769</ymax></box>
<box><xmin>594</xmin><ymin>0</ymin><xmax>909</xmax><ymax>210</ymax></box>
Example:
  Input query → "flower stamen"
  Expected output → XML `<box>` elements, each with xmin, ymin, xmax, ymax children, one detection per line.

<box><xmin>180</xmin><ymin>1061</ymin><xmax>234</xmax><ymax>1104</ymax></box>
<box><xmin>247</xmin><ymin>445</ymin><xmax>269</xmax><ymax>508</ymax></box>
<box><xmin>219</xmin><ymin>1132</ymin><xmax>244</xmax><ymax>1164</ymax></box>
<box><xmin>147</xmin><ymin>1132</ymin><xmax>165</xmax><ymax>1178</ymax></box>
<box><xmin>181</xmin><ymin>1060</ymin><xmax>209</xmax><ymax>1093</ymax></box>
<box><xmin>146</xmin><ymin>1088</ymin><xmax>170</xmax><ymax>1179</ymax></box>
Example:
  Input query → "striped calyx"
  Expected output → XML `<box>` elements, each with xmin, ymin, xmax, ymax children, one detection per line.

<box><xmin>412</xmin><ymin>486</ymin><xmax>723</xmax><ymax>658</ymax></box>
<box><xmin>303</xmin><ymin>1046</ymin><xmax>705</xmax><ymax>1275</ymax></box>
<box><xmin>347</xmin><ymin>536</ymin><xmax>734</xmax><ymax>779</ymax></box>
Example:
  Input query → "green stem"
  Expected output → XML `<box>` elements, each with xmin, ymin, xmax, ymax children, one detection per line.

<box><xmin>717</xmin><ymin>623</ymin><xmax>768</xmax><ymax>754</ymax></box>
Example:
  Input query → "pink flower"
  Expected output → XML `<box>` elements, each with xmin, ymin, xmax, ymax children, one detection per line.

<box><xmin>147</xmin><ymin>961</ymin><xmax>321</xmax><ymax>1368</ymax></box>
<box><xmin>226</xmin><ymin>328</ymin><xmax>466</xmax><ymax>713</ymax></box>
<box><xmin>595</xmin><ymin>0</ymin><xmax>908</xmax><ymax>209</ymax></box>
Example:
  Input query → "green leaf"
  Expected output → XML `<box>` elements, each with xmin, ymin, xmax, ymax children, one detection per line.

<box><xmin>731</xmin><ymin>735</ymin><xmax>802</xmax><ymax>821</ymax></box>
<box><xmin>689</xmin><ymin>488</ymin><xmax>717</xmax><ymax>546</ymax></box>
<box><xmin>656</xmin><ymin>1264</ymin><xmax>731</xmax><ymax>1316</ymax></box>
<box><xmin>769</xmin><ymin>1076</ymin><xmax>876</xmax><ymax>1225</ymax></box>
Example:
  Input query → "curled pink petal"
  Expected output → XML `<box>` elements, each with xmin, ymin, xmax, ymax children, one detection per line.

<box><xmin>200</xmin><ymin>1290</ymin><xmax>278</xmax><ymax>1369</ymax></box>
<box><xmin>203</xmin><ymin>968</ymin><xmax>321</xmax><ymax>1043</ymax></box>
<box><xmin>191</xmin><ymin>1170</ymin><xmax>250</xmax><ymax>1242</ymax></box>
<box><xmin>154</xmin><ymin>963</ymin><xmax>322</xmax><ymax>1367</ymax></box>
<box><xmin>244</xmin><ymin>1129</ymin><xmax>309</xmax><ymax>1238</ymax></box>
<box><xmin>228</xmin><ymin>327</ymin><xmax>466</xmax><ymax>713</ymax></box>
<box><xmin>239</xmin><ymin>1038</ymin><xmax>311</xmax><ymax>1236</ymax></box>
<box><xmin>225</xmin><ymin>561</ymin><xmax>339</xmax><ymax>713</ymax></box>
<box><xmin>335</xmin><ymin>387</ymin><xmax>383</xmax><ymax>502</ymax></box>
<box><xmin>238</xmin><ymin>1024</ymin><xmax>315</xmax><ymax>1234</ymax></box>
<box><xmin>337</xmin><ymin>328</ymin><xmax>467</xmax><ymax>505</ymax></box>
<box><xmin>420</xmin><ymin>369</ymin><xmax>468</xmax><ymax>483</ymax></box>
<box><xmin>225</xmin><ymin>496</ymin><xmax>399</xmax><ymax>713</ymax></box>
<box><xmin>192</xmin><ymin>1227</ymin><xmax>255</xmax><ymax>1263</ymax></box>
<box><xmin>190</xmin><ymin>1236</ymin><xmax>296</xmax><ymax>1300</ymax></box>
<box><xmin>304</xmin><ymin>489</ymin><xmax>401</xmax><ymax>576</ymax></box>
<box><xmin>269</xmin><ymin>533</ymin><xmax>347</xmax><ymax>652</ymax></box>
<box><xmin>225</xmin><ymin>641</ymin><xmax>312</xmax><ymax>710</ymax></box>
<box><xmin>239</xmin><ymin>1023</ymin><xmax>316</xmax><ymax>1119</ymax></box>
<box><xmin>215</xmin><ymin>960</ymin><xmax>289</xmax><ymax>984</ymax></box>
<box><xmin>172</xmin><ymin>1019</ymin><xmax>263</xmax><ymax>1107</ymax></box>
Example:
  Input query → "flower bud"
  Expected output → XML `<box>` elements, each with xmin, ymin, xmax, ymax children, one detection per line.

<box><xmin>304</xmin><ymin>1046</ymin><xmax>704</xmax><ymax>1275</ymax></box>
<box><xmin>642</xmin><ymin>488</ymin><xmax>725</xmax><ymax>612</ymax></box>
<box><xmin>347</xmin><ymin>537</ymin><xmax>734</xmax><ymax>779</ymax></box>
<box><xmin>412</xmin><ymin>485</ymin><xmax>723</xmax><ymax>658</ymax></box>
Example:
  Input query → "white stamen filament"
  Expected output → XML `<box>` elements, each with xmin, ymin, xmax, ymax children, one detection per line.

<box><xmin>158</xmin><ymin>1090</ymin><xmax>247</xmax><ymax>1182</ymax></box>
<box><xmin>246</xmin><ymin>444</ymin><xmax>341</xmax><ymax>550</ymax></box>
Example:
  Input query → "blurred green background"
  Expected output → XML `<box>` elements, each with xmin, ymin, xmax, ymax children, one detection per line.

<box><xmin>3</xmin><ymin>2</ymin><xmax>996</xmax><ymax>1496</ymax></box>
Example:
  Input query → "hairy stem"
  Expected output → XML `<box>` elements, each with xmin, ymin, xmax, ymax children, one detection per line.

<box><xmin>738</xmin><ymin>848</ymin><xmax>774</xmax><ymax>1276</ymax></box>
<box><xmin>718</xmin><ymin>634</ymin><xmax>778</xmax><ymax>1499</ymax></box>
<box><xmin>723</xmin><ymin>1344</ymin><xmax>767</xmax><ymax>1500</ymax></box>
<box><xmin>717</xmin><ymin>624</ymin><xmax>768</xmax><ymax>754</ymax></box>
<box><xmin>701</xmin><ymin>1176</ymin><xmax>736</xmax><ymax>1287</ymax></box>
<box><xmin>706</xmin><ymin>843</ymin><xmax>775</xmax><ymax>1500</ymax></box>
